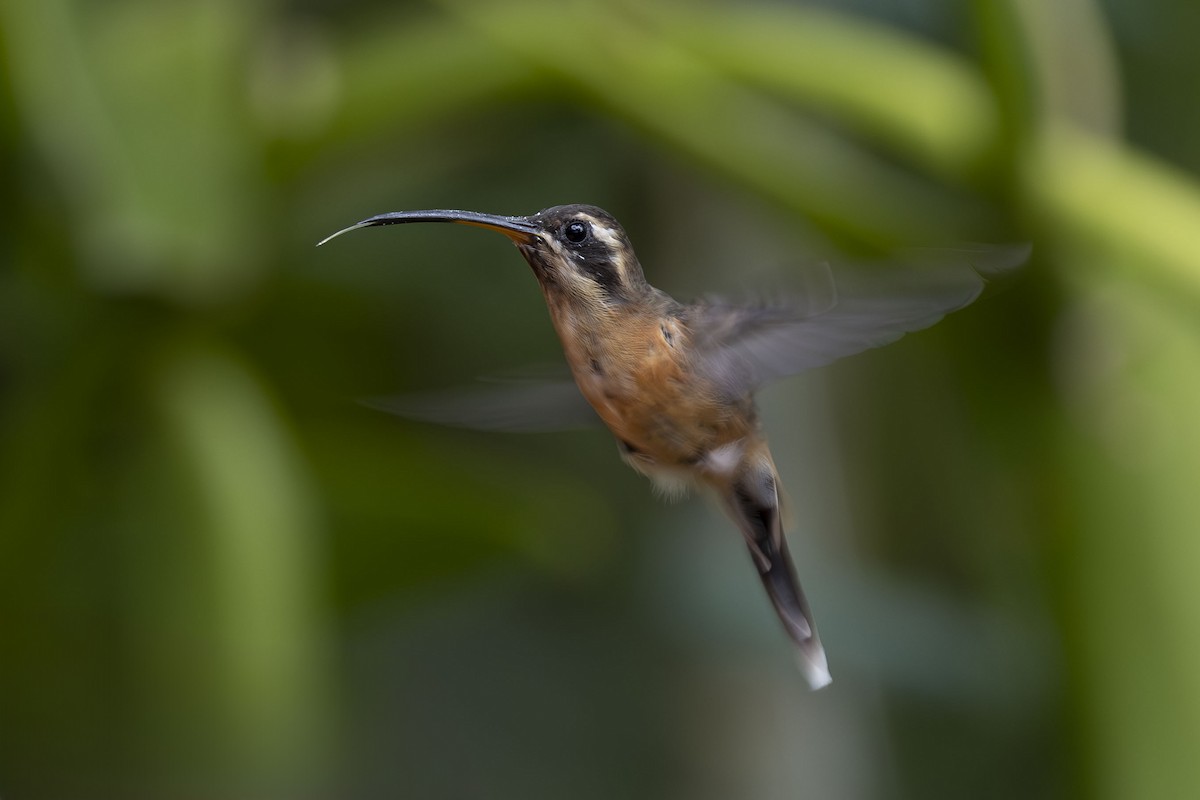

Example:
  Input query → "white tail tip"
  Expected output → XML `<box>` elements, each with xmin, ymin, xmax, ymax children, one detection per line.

<box><xmin>797</xmin><ymin>646</ymin><xmax>832</xmax><ymax>690</ymax></box>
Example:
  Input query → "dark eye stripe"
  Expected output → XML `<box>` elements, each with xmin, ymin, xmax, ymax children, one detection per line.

<box><xmin>584</xmin><ymin>260</ymin><xmax>621</xmax><ymax>294</ymax></box>
<box><xmin>549</xmin><ymin>215</ymin><xmax>627</xmax><ymax>300</ymax></box>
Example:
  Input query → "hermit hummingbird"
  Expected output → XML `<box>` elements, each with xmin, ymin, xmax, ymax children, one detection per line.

<box><xmin>320</xmin><ymin>204</ymin><xmax>1025</xmax><ymax>689</ymax></box>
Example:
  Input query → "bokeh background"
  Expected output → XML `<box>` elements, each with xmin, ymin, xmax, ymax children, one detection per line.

<box><xmin>3</xmin><ymin>0</ymin><xmax>1200</xmax><ymax>797</ymax></box>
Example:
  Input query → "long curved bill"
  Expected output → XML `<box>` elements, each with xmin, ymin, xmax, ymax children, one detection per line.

<box><xmin>318</xmin><ymin>210</ymin><xmax>540</xmax><ymax>247</ymax></box>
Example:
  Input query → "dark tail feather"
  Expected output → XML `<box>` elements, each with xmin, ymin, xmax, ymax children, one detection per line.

<box><xmin>756</xmin><ymin>530</ymin><xmax>830</xmax><ymax>689</ymax></box>
<box><xmin>725</xmin><ymin>468</ymin><xmax>831</xmax><ymax>689</ymax></box>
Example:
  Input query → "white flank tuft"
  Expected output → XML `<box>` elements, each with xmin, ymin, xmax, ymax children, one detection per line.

<box><xmin>703</xmin><ymin>440</ymin><xmax>746</xmax><ymax>478</ymax></box>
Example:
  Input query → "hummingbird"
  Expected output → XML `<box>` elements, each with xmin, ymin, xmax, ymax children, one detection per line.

<box><xmin>320</xmin><ymin>204</ymin><xmax>1024</xmax><ymax>689</ymax></box>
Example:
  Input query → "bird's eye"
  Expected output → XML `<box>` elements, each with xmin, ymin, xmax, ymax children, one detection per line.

<box><xmin>563</xmin><ymin>220</ymin><xmax>590</xmax><ymax>244</ymax></box>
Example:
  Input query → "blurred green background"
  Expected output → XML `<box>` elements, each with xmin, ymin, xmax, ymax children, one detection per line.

<box><xmin>3</xmin><ymin>0</ymin><xmax>1200</xmax><ymax>797</ymax></box>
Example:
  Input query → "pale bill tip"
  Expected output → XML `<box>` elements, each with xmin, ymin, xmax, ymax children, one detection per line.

<box><xmin>316</xmin><ymin>222</ymin><xmax>365</xmax><ymax>247</ymax></box>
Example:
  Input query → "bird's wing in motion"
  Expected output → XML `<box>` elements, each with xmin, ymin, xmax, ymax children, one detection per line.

<box><xmin>690</xmin><ymin>244</ymin><xmax>1029</xmax><ymax>396</ymax></box>
<box><xmin>363</xmin><ymin>366</ymin><xmax>599</xmax><ymax>433</ymax></box>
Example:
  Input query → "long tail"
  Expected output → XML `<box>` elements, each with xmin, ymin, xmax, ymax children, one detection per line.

<box><xmin>716</xmin><ymin>454</ymin><xmax>831</xmax><ymax>689</ymax></box>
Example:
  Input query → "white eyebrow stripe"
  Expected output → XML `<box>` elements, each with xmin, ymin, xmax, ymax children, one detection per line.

<box><xmin>590</xmin><ymin>222</ymin><xmax>622</xmax><ymax>247</ymax></box>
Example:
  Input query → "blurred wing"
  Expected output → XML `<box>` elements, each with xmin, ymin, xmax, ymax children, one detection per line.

<box><xmin>690</xmin><ymin>244</ymin><xmax>1028</xmax><ymax>395</ymax></box>
<box><xmin>363</xmin><ymin>370</ymin><xmax>599</xmax><ymax>433</ymax></box>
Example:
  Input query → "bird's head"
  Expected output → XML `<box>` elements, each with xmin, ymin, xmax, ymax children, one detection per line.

<box><xmin>320</xmin><ymin>203</ymin><xmax>649</xmax><ymax>307</ymax></box>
